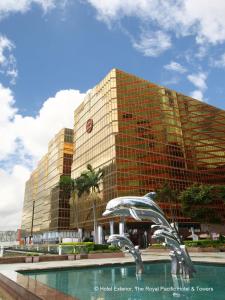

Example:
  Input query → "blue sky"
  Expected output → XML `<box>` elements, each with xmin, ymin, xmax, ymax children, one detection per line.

<box><xmin>1</xmin><ymin>0</ymin><xmax>225</xmax><ymax>114</ymax></box>
<box><xmin>1</xmin><ymin>0</ymin><xmax>225</xmax><ymax>229</ymax></box>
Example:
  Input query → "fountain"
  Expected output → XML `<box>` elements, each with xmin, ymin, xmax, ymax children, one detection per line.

<box><xmin>103</xmin><ymin>192</ymin><xmax>196</xmax><ymax>279</ymax></box>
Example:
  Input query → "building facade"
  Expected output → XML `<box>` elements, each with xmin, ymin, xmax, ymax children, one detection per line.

<box><xmin>21</xmin><ymin>128</ymin><xmax>74</xmax><ymax>243</ymax></box>
<box><xmin>71</xmin><ymin>69</ymin><xmax>225</xmax><ymax>238</ymax></box>
<box><xmin>21</xmin><ymin>69</ymin><xmax>225</xmax><ymax>243</ymax></box>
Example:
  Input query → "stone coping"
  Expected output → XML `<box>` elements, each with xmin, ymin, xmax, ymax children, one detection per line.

<box><xmin>0</xmin><ymin>270</ymin><xmax>78</xmax><ymax>300</ymax></box>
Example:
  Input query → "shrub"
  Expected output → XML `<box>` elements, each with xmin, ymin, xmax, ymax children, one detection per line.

<box><xmin>218</xmin><ymin>234</ymin><xmax>225</xmax><ymax>243</ymax></box>
<box><xmin>82</xmin><ymin>237</ymin><xmax>93</xmax><ymax>242</ymax></box>
<box><xmin>93</xmin><ymin>244</ymin><xmax>109</xmax><ymax>251</ymax></box>
<box><xmin>184</xmin><ymin>240</ymin><xmax>224</xmax><ymax>248</ymax></box>
<box><xmin>61</xmin><ymin>242</ymin><xmax>94</xmax><ymax>252</ymax></box>
<box><xmin>108</xmin><ymin>245</ymin><xmax>120</xmax><ymax>251</ymax></box>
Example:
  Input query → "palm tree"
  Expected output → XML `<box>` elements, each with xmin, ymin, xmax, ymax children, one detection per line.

<box><xmin>59</xmin><ymin>175</ymin><xmax>86</xmax><ymax>240</ymax></box>
<box><xmin>80</xmin><ymin>164</ymin><xmax>104</xmax><ymax>243</ymax></box>
<box><xmin>59</xmin><ymin>165</ymin><xmax>104</xmax><ymax>243</ymax></box>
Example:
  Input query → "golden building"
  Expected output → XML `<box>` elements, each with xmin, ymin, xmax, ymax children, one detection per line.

<box><xmin>21</xmin><ymin>128</ymin><xmax>73</xmax><ymax>242</ymax></box>
<box><xmin>21</xmin><ymin>69</ymin><xmax>225</xmax><ymax>243</ymax></box>
<box><xmin>71</xmin><ymin>69</ymin><xmax>225</xmax><ymax>234</ymax></box>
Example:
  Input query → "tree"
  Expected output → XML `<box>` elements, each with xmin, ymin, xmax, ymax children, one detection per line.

<box><xmin>155</xmin><ymin>182</ymin><xmax>178</xmax><ymax>222</ymax></box>
<box><xmin>59</xmin><ymin>165</ymin><xmax>104</xmax><ymax>243</ymax></box>
<box><xmin>59</xmin><ymin>175</ymin><xmax>87</xmax><ymax>237</ymax></box>
<box><xmin>59</xmin><ymin>175</ymin><xmax>75</xmax><ymax>192</ymax></box>
<box><xmin>179</xmin><ymin>184</ymin><xmax>222</xmax><ymax>224</ymax></box>
<box><xmin>79</xmin><ymin>164</ymin><xmax>104</xmax><ymax>243</ymax></box>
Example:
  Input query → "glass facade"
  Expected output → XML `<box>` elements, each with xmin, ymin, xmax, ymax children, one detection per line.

<box><xmin>71</xmin><ymin>69</ymin><xmax>118</xmax><ymax>230</ymax></box>
<box><xmin>71</xmin><ymin>69</ymin><xmax>225</xmax><ymax>229</ymax></box>
<box><xmin>21</xmin><ymin>69</ymin><xmax>225</xmax><ymax>239</ymax></box>
<box><xmin>21</xmin><ymin>128</ymin><xmax>73</xmax><ymax>239</ymax></box>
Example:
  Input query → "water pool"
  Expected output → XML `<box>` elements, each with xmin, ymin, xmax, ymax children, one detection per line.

<box><xmin>20</xmin><ymin>262</ymin><xmax>225</xmax><ymax>300</ymax></box>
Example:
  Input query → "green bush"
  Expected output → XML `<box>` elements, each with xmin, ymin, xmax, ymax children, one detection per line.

<box><xmin>93</xmin><ymin>244</ymin><xmax>109</xmax><ymax>251</ymax></box>
<box><xmin>108</xmin><ymin>244</ymin><xmax>120</xmax><ymax>251</ymax></box>
<box><xmin>60</xmin><ymin>242</ymin><xmax>94</xmax><ymax>252</ymax></box>
<box><xmin>61</xmin><ymin>242</ymin><xmax>122</xmax><ymax>253</ymax></box>
<box><xmin>184</xmin><ymin>239</ymin><xmax>224</xmax><ymax>248</ymax></box>
<box><xmin>89</xmin><ymin>249</ymin><xmax>121</xmax><ymax>253</ymax></box>
<box><xmin>218</xmin><ymin>234</ymin><xmax>225</xmax><ymax>243</ymax></box>
<box><xmin>150</xmin><ymin>243</ymin><xmax>165</xmax><ymax>249</ymax></box>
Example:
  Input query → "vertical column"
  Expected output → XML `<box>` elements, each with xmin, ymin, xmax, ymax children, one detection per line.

<box><xmin>109</xmin><ymin>221</ymin><xmax>114</xmax><ymax>236</ymax></box>
<box><xmin>78</xmin><ymin>228</ymin><xmax>83</xmax><ymax>242</ymax></box>
<box><xmin>97</xmin><ymin>225</ymin><xmax>103</xmax><ymax>244</ymax></box>
<box><xmin>0</xmin><ymin>246</ymin><xmax>4</xmax><ymax>257</ymax></box>
<box><xmin>119</xmin><ymin>219</ymin><xmax>125</xmax><ymax>235</ymax></box>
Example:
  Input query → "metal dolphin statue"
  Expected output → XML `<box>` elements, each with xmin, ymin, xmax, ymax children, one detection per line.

<box><xmin>103</xmin><ymin>193</ymin><xmax>170</xmax><ymax>227</ymax></box>
<box><xmin>103</xmin><ymin>192</ymin><xmax>196</xmax><ymax>278</ymax></box>
<box><xmin>107</xmin><ymin>234</ymin><xmax>144</xmax><ymax>275</ymax></box>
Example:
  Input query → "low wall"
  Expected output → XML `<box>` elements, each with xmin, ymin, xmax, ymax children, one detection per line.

<box><xmin>0</xmin><ymin>252</ymin><xmax>125</xmax><ymax>264</ymax></box>
<box><xmin>0</xmin><ymin>255</ymin><xmax>69</xmax><ymax>264</ymax></box>
<box><xmin>38</xmin><ymin>255</ymin><xmax>68</xmax><ymax>262</ymax></box>
<box><xmin>88</xmin><ymin>252</ymin><xmax>125</xmax><ymax>259</ymax></box>
<box><xmin>0</xmin><ymin>257</ymin><xmax>25</xmax><ymax>264</ymax></box>
<box><xmin>187</xmin><ymin>247</ymin><xmax>224</xmax><ymax>252</ymax></box>
<box><xmin>147</xmin><ymin>248</ymin><xmax>169</xmax><ymax>253</ymax></box>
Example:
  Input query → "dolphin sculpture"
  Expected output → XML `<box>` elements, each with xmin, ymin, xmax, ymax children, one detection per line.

<box><xmin>103</xmin><ymin>194</ymin><xmax>171</xmax><ymax>227</ymax></box>
<box><xmin>153</xmin><ymin>228</ymin><xmax>196</xmax><ymax>278</ymax></box>
<box><xmin>103</xmin><ymin>192</ymin><xmax>196</xmax><ymax>278</ymax></box>
<box><xmin>102</xmin><ymin>193</ymin><xmax>182</xmax><ymax>242</ymax></box>
<box><xmin>107</xmin><ymin>234</ymin><xmax>144</xmax><ymax>275</ymax></box>
<box><xmin>152</xmin><ymin>229</ymin><xmax>181</xmax><ymax>250</ymax></box>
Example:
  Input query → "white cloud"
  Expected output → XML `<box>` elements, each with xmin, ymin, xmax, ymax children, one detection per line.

<box><xmin>0</xmin><ymin>165</ymin><xmax>30</xmax><ymax>230</ymax></box>
<box><xmin>0</xmin><ymin>86</ymin><xmax>85</xmax><ymax>161</ymax></box>
<box><xmin>0</xmin><ymin>0</ymin><xmax>62</xmax><ymax>18</ymax></box>
<box><xmin>183</xmin><ymin>0</ymin><xmax>225</xmax><ymax>45</ymax></box>
<box><xmin>0</xmin><ymin>36</ymin><xmax>13</xmax><ymax>64</ymax></box>
<box><xmin>0</xmin><ymin>35</ymin><xmax>18</xmax><ymax>84</ymax></box>
<box><xmin>190</xmin><ymin>90</ymin><xmax>204</xmax><ymax>101</ymax></box>
<box><xmin>0</xmin><ymin>83</ymin><xmax>86</xmax><ymax>229</ymax></box>
<box><xmin>164</xmin><ymin>61</ymin><xmax>187</xmax><ymax>73</ymax></box>
<box><xmin>187</xmin><ymin>72</ymin><xmax>207</xmax><ymax>90</ymax></box>
<box><xmin>187</xmin><ymin>72</ymin><xmax>207</xmax><ymax>101</ymax></box>
<box><xmin>211</xmin><ymin>53</ymin><xmax>225</xmax><ymax>68</ymax></box>
<box><xmin>14</xmin><ymin>89</ymin><xmax>85</xmax><ymax>160</ymax></box>
<box><xmin>87</xmin><ymin>0</ymin><xmax>225</xmax><ymax>53</ymax></box>
<box><xmin>132</xmin><ymin>30</ymin><xmax>171</xmax><ymax>57</ymax></box>
<box><xmin>0</xmin><ymin>83</ymin><xmax>17</xmax><ymax>160</ymax></box>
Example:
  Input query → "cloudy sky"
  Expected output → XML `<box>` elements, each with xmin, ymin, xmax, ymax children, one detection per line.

<box><xmin>1</xmin><ymin>0</ymin><xmax>225</xmax><ymax>230</ymax></box>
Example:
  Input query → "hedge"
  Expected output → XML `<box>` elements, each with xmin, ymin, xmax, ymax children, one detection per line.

<box><xmin>184</xmin><ymin>240</ymin><xmax>225</xmax><ymax>248</ymax></box>
<box><xmin>60</xmin><ymin>243</ymin><xmax>121</xmax><ymax>254</ymax></box>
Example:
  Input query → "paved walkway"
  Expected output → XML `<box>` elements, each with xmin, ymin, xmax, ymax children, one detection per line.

<box><xmin>0</xmin><ymin>251</ymin><xmax>224</xmax><ymax>272</ymax></box>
